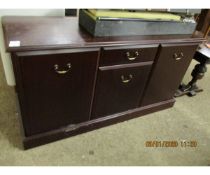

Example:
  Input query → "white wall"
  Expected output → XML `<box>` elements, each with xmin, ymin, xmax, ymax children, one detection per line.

<box><xmin>0</xmin><ymin>9</ymin><xmax>65</xmax><ymax>86</ymax></box>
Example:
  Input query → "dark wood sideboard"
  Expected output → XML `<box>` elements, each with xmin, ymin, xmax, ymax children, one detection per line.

<box><xmin>2</xmin><ymin>16</ymin><xmax>205</xmax><ymax>149</ymax></box>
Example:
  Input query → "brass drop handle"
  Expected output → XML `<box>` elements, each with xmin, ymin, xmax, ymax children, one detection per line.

<box><xmin>126</xmin><ymin>51</ymin><xmax>139</xmax><ymax>61</ymax></box>
<box><xmin>54</xmin><ymin>63</ymin><xmax>71</xmax><ymax>74</ymax></box>
<box><xmin>121</xmin><ymin>74</ymin><xmax>133</xmax><ymax>83</ymax></box>
<box><xmin>173</xmin><ymin>52</ymin><xmax>184</xmax><ymax>61</ymax></box>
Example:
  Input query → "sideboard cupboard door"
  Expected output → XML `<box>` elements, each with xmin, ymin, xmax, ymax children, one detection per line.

<box><xmin>16</xmin><ymin>49</ymin><xmax>99</xmax><ymax>136</ymax></box>
<box><xmin>91</xmin><ymin>62</ymin><xmax>152</xmax><ymax>119</ymax></box>
<box><xmin>141</xmin><ymin>43</ymin><xmax>198</xmax><ymax>106</ymax></box>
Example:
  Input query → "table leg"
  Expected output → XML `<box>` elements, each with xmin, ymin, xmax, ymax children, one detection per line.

<box><xmin>175</xmin><ymin>62</ymin><xmax>207</xmax><ymax>97</ymax></box>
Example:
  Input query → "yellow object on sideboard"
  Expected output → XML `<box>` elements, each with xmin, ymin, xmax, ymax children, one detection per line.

<box><xmin>88</xmin><ymin>9</ymin><xmax>181</xmax><ymax>21</ymax></box>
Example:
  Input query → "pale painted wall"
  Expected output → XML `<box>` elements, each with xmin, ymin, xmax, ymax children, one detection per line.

<box><xmin>0</xmin><ymin>9</ymin><xmax>65</xmax><ymax>86</ymax></box>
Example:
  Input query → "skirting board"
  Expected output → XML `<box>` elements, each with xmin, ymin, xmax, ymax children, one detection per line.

<box><xmin>23</xmin><ymin>98</ymin><xmax>175</xmax><ymax>149</ymax></box>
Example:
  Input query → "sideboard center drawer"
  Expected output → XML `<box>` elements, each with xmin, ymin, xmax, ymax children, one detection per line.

<box><xmin>100</xmin><ymin>44</ymin><xmax>158</xmax><ymax>66</ymax></box>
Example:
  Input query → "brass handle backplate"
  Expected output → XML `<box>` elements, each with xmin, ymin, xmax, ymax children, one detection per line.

<box><xmin>121</xmin><ymin>74</ymin><xmax>133</xmax><ymax>83</ymax></box>
<box><xmin>173</xmin><ymin>52</ymin><xmax>184</xmax><ymax>61</ymax></box>
<box><xmin>54</xmin><ymin>63</ymin><xmax>71</xmax><ymax>74</ymax></box>
<box><xmin>126</xmin><ymin>51</ymin><xmax>139</xmax><ymax>61</ymax></box>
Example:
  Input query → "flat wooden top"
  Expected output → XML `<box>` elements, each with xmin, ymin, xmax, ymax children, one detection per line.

<box><xmin>2</xmin><ymin>16</ymin><xmax>205</xmax><ymax>52</ymax></box>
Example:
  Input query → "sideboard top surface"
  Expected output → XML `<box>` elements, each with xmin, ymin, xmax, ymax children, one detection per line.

<box><xmin>2</xmin><ymin>16</ymin><xmax>205</xmax><ymax>52</ymax></box>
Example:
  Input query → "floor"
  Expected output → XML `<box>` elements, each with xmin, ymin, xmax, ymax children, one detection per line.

<box><xmin>0</xmin><ymin>57</ymin><xmax>210</xmax><ymax>166</ymax></box>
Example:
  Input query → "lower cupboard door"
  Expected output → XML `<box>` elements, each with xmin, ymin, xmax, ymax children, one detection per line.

<box><xmin>91</xmin><ymin>63</ymin><xmax>152</xmax><ymax>119</ymax></box>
